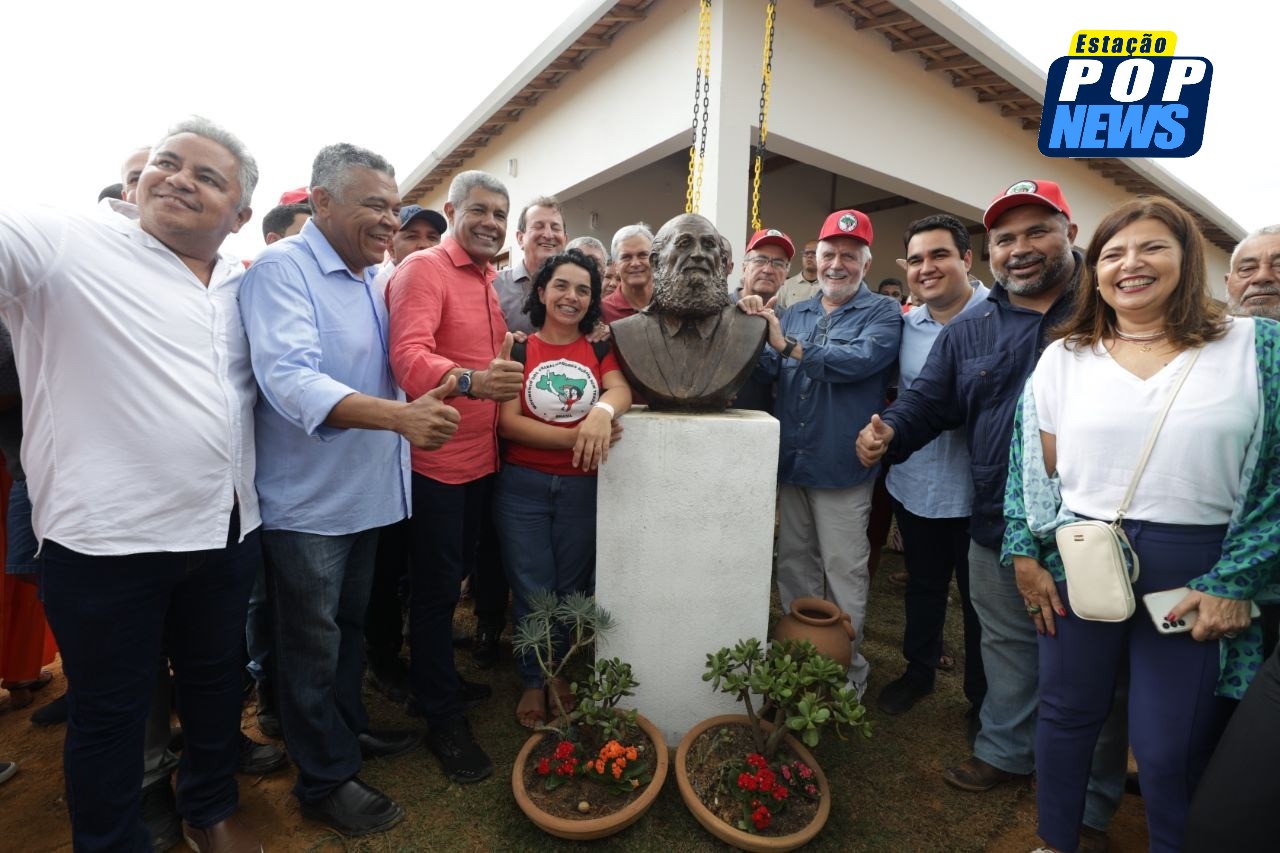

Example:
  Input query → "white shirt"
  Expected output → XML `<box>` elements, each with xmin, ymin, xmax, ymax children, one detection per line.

<box><xmin>0</xmin><ymin>200</ymin><xmax>261</xmax><ymax>555</ymax></box>
<box><xmin>1033</xmin><ymin>316</ymin><xmax>1258</xmax><ymax>525</ymax></box>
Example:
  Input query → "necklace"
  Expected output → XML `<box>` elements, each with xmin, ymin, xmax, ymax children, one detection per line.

<box><xmin>1114</xmin><ymin>327</ymin><xmax>1167</xmax><ymax>352</ymax></box>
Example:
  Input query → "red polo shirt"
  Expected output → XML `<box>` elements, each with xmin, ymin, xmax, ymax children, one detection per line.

<box><xmin>388</xmin><ymin>237</ymin><xmax>505</xmax><ymax>484</ymax></box>
<box><xmin>600</xmin><ymin>286</ymin><xmax>648</xmax><ymax>324</ymax></box>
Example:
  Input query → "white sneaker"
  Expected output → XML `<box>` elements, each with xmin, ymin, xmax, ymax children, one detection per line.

<box><xmin>0</xmin><ymin>761</ymin><xmax>17</xmax><ymax>784</ymax></box>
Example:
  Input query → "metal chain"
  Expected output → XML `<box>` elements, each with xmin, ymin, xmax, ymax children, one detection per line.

<box><xmin>750</xmin><ymin>0</ymin><xmax>777</xmax><ymax>231</ymax></box>
<box><xmin>686</xmin><ymin>0</ymin><xmax>712</xmax><ymax>214</ymax></box>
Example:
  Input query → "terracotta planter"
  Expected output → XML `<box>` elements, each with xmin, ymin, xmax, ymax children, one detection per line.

<box><xmin>675</xmin><ymin>714</ymin><xmax>831</xmax><ymax>852</ymax></box>
<box><xmin>512</xmin><ymin>712</ymin><xmax>669</xmax><ymax>841</ymax></box>
<box><xmin>773</xmin><ymin>596</ymin><xmax>854</xmax><ymax>670</ymax></box>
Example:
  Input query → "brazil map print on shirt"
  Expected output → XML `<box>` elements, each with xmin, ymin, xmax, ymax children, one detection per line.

<box><xmin>524</xmin><ymin>358</ymin><xmax>600</xmax><ymax>423</ymax></box>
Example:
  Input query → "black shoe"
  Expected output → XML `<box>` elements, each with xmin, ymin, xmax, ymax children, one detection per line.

<box><xmin>405</xmin><ymin>678</ymin><xmax>492</xmax><ymax>718</ymax></box>
<box><xmin>357</xmin><ymin>729</ymin><xmax>419</xmax><ymax>760</ymax></box>
<box><xmin>470</xmin><ymin>627</ymin><xmax>500</xmax><ymax>669</ymax></box>
<box><xmin>140</xmin><ymin>776</ymin><xmax>182</xmax><ymax>851</ymax></box>
<box><xmin>168</xmin><ymin>725</ymin><xmax>184</xmax><ymax>754</ymax></box>
<box><xmin>424</xmin><ymin>716</ymin><xmax>492</xmax><ymax>783</ymax></box>
<box><xmin>876</xmin><ymin>674</ymin><xmax>934</xmax><ymax>716</ymax></box>
<box><xmin>365</xmin><ymin>660</ymin><xmax>410</xmax><ymax>704</ymax></box>
<box><xmin>30</xmin><ymin>693</ymin><xmax>68</xmax><ymax>727</ymax></box>
<box><xmin>239</xmin><ymin>733</ymin><xmax>288</xmax><ymax>775</ymax></box>
<box><xmin>254</xmin><ymin>679</ymin><xmax>282</xmax><ymax>739</ymax></box>
<box><xmin>300</xmin><ymin>777</ymin><xmax>404</xmax><ymax>836</ymax></box>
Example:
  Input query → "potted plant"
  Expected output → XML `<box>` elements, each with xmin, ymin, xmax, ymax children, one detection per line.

<box><xmin>510</xmin><ymin>591</ymin><xmax>669</xmax><ymax>841</ymax></box>
<box><xmin>675</xmin><ymin>637</ymin><xmax>872</xmax><ymax>852</ymax></box>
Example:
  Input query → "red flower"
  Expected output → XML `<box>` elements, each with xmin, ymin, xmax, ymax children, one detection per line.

<box><xmin>772</xmin><ymin>785</ymin><xmax>789</xmax><ymax>801</ymax></box>
<box><xmin>797</xmin><ymin>762</ymin><xmax>813</xmax><ymax>780</ymax></box>
<box><xmin>746</xmin><ymin>753</ymin><xmax>767</xmax><ymax>770</ymax></box>
<box><xmin>752</xmin><ymin>804</ymin><xmax>772</xmax><ymax>830</ymax></box>
<box><xmin>737</xmin><ymin>772</ymin><xmax>756</xmax><ymax>791</ymax></box>
<box><xmin>536</xmin><ymin>757</ymin><xmax>551</xmax><ymax>776</ymax></box>
<box><xmin>553</xmin><ymin>741</ymin><xmax>575</xmax><ymax>761</ymax></box>
<box><xmin>756</xmin><ymin>768</ymin><xmax>776</xmax><ymax>792</ymax></box>
<box><xmin>805</xmin><ymin>783</ymin><xmax>818</xmax><ymax>796</ymax></box>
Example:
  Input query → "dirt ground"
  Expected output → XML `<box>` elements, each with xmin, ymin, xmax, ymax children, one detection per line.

<box><xmin>0</xmin><ymin>553</ymin><xmax>1154</xmax><ymax>852</ymax></box>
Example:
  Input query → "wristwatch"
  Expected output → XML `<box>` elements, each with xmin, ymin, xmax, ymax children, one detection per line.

<box><xmin>780</xmin><ymin>337</ymin><xmax>799</xmax><ymax>359</ymax></box>
<box><xmin>457</xmin><ymin>369</ymin><xmax>477</xmax><ymax>399</ymax></box>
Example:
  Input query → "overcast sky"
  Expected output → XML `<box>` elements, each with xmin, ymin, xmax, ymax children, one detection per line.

<box><xmin>3</xmin><ymin>1</ymin><xmax>1267</xmax><ymax>260</ymax></box>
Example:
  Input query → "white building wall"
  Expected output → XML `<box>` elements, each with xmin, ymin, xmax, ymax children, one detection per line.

<box><xmin>409</xmin><ymin>0</ymin><xmax>1229</xmax><ymax>291</ymax></box>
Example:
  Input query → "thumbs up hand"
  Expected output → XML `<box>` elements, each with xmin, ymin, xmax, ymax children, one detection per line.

<box><xmin>398</xmin><ymin>375</ymin><xmax>461</xmax><ymax>450</ymax></box>
<box><xmin>855</xmin><ymin>414</ymin><xmax>895</xmax><ymax>467</ymax></box>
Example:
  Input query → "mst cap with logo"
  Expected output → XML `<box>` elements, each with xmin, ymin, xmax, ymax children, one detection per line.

<box><xmin>745</xmin><ymin>228</ymin><xmax>795</xmax><ymax>260</ymax></box>
<box><xmin>818</xmin><ymin>209</ymin><xmax>874</xmax><ymax>248</ymax></box>
<box><xmin>982</xmin><ymin>179</ymin><xmax>1071</xmax><ymax>230</ymax></box>
<box><xmin>399</xmin><ymin>204</ymin><xmax>448</xmax><ymax>235</ymax></box>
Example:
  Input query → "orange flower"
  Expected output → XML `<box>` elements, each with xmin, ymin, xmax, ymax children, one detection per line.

<box><xmin>625</xmin><ymin>746</ymin><xmax>638</xmax><ymax>761</ymax></box>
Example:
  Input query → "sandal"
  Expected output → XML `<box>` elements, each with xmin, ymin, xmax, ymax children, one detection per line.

<box><xmin>2</xmin><ymin>672</ymin><xmax>52</xmax><ymax>712</ymax></box>
<box><xmin>937</xmin><ymin>642</ymin><xmax>956</xmax><ymax>673</ymax></box>
<box><xmin>515</xmin><ymin>687</ymin><xmax>546</xmax><ymax>730</ymax></box>
<box><xmin>547</xmin><ymin>677</ymin><xmax>576</xmax><ymax>720</ymax></box>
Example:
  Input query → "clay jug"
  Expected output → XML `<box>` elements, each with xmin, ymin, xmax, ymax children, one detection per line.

<box><xmin>772</xmin><ymin>597</ymin><xmax>855</xmax><ymax>670</ymax></box>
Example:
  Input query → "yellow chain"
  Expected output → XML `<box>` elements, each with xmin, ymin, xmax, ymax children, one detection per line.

<box><xmin>686</xmin><ymin>0</ymin><xmax>713</xmax><ymax>214</ymax></box>
<box><xmin>750</xmin><ymin>1</ymin><xmax>776</xmax><ymax>231</ymax></box>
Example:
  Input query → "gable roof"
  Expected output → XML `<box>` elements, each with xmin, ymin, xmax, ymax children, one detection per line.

<box><xmin>403</xmin><ymin>0</ymin><xmax>1241</xmax><ymax>252</ymax></box>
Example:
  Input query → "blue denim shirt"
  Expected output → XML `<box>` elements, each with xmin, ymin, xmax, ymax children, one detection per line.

<box><xmin>886</xmin><ymin>282</ymin><xmax>989</xmax><ymax>519</ymax></box>
<box><xmin>880</xmin><ymin>254</ymin><xmax>1080</xmax><ymax>549</ymax></box>
<box><xmin>239</xmin><ymin>220</ymin><xmax>411</xmax><ymax>534</ymax></box>
<box><xmin>758</xmin><ymin>284</ymin><xmax>902</xmax><ymax>489</ymax></box>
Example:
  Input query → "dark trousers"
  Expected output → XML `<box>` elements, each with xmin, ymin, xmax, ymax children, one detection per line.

<box><xmin>1184</xmin><ymin>644</ymin><xmax>1280</xmax><ymax>852</ymax></box>
<box><xmin>1036</xmin><ymin>520</ymin><xmax>1233</xmax><ymax>853</ymax></box>
<box><xmin>365</xmin><ymin>518</ymin><xmax>410</xmax><ymax>670</ymax></box>
<box><xmin>408</xmin><ymin>473</ymin><xmax>492</xmax><ymax>724</ymax></box>
<box><xmin>41</xmin><ymin>517</ymin><xmax>259</xmax><ymax>852</ymax></box>
<box><xmin>264</xmin><ymin>528</ymin><xmax>378</xmax><ymax>802</ymax></box>
<box><xmin>864</xmin><ymin>463</ymin><xmax>893</xmax><ymax>581</ymax></box>
<box><xmin>472</xmin><ymin>492</ymin><xmax>508</xmax><ymax>633</ymax></box>
<box><xmin>892</xmin><ymin>500</ymin><xmax>986</xmax><ymax>705</ymax></box>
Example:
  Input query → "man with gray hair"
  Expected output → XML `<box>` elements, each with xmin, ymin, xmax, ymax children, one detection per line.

<box><xmin>602</xmin><ymin>223</ymin><xmax>655</xmax><ymax>323</ymax></box>
<box><xmin>389</xmin><ymin>169</ymin><xmax>524</xmax><ymax>785</ymax></box>
<box><xmin>493</xmin><ymin>195</ymin><xmax>567</xmax><ymax>334</ymax></box>
<box><xmin>567</xmin><ymin>235</ymin><xmax>608</xmax><ymax>275</ymax></box>
<box><xmin>1226</xmin><ymin>225</ymin><xmax>1280</xmax><ymax>322</ymax></box>
<box><xmin>241</xmin><ymin>143</ymin><xmax>462</xmax><ymax>835</ymax></box>
<box><xmin>0</xmin><ymin>116</ymin><xmax>263</xmax><ymax>851</ymax></box>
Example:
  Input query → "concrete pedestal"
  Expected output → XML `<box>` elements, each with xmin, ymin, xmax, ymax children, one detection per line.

<box><xmin>595</xmin><ymin>407</ymin><xmax>779</xmax><ymax>745</ymax></box>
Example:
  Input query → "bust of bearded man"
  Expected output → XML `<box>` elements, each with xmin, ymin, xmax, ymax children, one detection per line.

<box><xmin>610</xmin><ymin>213</ymin><xmax>767</xmax><ymax>411</ymax></box>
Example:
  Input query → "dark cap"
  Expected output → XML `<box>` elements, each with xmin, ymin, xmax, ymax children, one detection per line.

<box><xmin>399</xmin><ymin>205</ymin><xmax>448</xmax><ymax>234</ymax></box>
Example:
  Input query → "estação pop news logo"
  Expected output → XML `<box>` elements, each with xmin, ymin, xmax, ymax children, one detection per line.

<box><xmin>1037</xmin><ymin>31</ymin><xmax>1212</xmax><ymax>158</ymax></box>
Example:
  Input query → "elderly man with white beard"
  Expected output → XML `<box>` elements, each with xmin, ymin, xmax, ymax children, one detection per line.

<box><xmin>738</xmin><ymin>208</ymin><xmax>902</xmax><ymax>698</ymax></box>
<box><xmin>609</xmin><ymin>213</ymin><xmax>767</xmax><ymax>410</ymax></box>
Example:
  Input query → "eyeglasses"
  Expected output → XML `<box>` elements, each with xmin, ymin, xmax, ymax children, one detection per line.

<box><xmin>745</xmin><ymin>255</ymin><xmax>789</xmax><ymax>271</ymax></box>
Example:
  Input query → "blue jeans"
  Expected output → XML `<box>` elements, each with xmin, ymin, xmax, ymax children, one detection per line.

<box><xmin>40</xmin><ymin>515</ymin><xmax>259</xmax><ymax>852</ymax></box>
<box><xmin>406</xmin><ymin>473</ymin><xmax>492</xmax><ymax>724</ymax></box>
<box><xmin>493</xmin><ymin>464</ymin><xmax>598</xmax><ymax>688</ymax></box>
<box><xmin>968</xmin><ymin>541</ymin><xmax>1126</xmax><ymax>832</ymax></box>
<box><xmin>1037</xmin><ymin>521</ymin><xmax>1233</xmax><ymax>853</ymax></box>
<box><xmin>263</xmin><ymin>528</ymin><xmax>379</xmax><ymax>802</ymax></box>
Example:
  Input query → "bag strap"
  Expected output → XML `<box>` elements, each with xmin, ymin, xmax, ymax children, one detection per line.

<box><xmin>1114</xmin><ymin>346</ymin><xmax>1202</xmax><ymax>522</ymax></box>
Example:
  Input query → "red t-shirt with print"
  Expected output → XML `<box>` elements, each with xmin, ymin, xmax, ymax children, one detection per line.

<box><xmin>503</xmin><ymin>334</ymin><xmax>620</xmax><ymax>477</ymax></box>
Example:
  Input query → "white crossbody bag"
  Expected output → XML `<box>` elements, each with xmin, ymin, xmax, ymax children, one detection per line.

<box><xmin>1055</xmin><ymin>348</ymin><xmax>1201</xmax><ymax>622</ymax></box>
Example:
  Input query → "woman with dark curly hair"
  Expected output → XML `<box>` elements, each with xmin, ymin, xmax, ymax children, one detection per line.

<box><xmin>493</xmin><ymin>250</ymin><xmax>632</xmax><ymax>729</ymax></box>
<box><xmin>1003</xmin><ymin>196</ymin><xmax>1280</xmax><ymax>852</ymax></box>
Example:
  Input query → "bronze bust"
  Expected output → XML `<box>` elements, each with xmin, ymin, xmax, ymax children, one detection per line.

<box><xmin>610</xmin><ymin>214</ymin><xmax>767</xmax><ymax>411</ymax></box>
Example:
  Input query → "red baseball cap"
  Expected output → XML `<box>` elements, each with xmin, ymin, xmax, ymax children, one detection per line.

<box><xmin>982</xmin><ymin>179</ymin><xmax>1071</xmax><ymax>230</ymax></box>
<box><xmin>745</xmin><ymin>228</ymin><xmax>795</xmax><ymax>260</ymax></box>
<box><xmin>818</xmin><ymin>209</ymin><xmax>874</xmax><ymax>247</ymax></box>
<box><xmin>279</xmin><ymin>187</ymin><xmax>310</xmax><ymax>205</ymax></box>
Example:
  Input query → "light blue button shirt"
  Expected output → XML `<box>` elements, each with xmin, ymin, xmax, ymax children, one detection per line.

<box><xmin>239</xmin><ymin>220</ymin><xmax>410</xmax><ymax>534</ymax></box>
<box><xmin>886</xmin><ymin>281</ymin><xmax>989</xmax><ymax>519</ymax></box>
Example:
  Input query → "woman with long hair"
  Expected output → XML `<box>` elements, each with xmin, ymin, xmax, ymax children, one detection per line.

<box><xmin>1002</xmin><ymin>196</ymin><xmax>1280</xmax><ymax>852</ymax></box>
